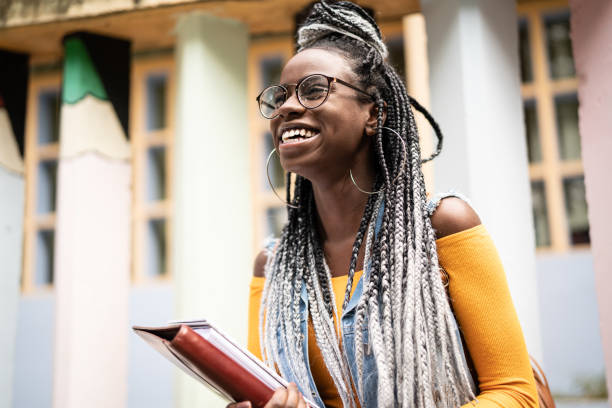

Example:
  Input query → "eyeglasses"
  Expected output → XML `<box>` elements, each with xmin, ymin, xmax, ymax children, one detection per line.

<box><xmin>256</xmin><ymin>73</ymin><xmax>374</xmax><ymax>119</ymax></box>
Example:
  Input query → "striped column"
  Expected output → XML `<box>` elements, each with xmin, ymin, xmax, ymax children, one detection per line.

<box><xmin>173</xmin><ymin>14</ymin><xmax>252</xmax><ymax>408</ymax></box>
<box><xmin>0</xmin><ymin>50</ymin><xmax>28</xmax><ymax>408</ymax></box>
<box><xmin>53</xmin><ymin>33</ymin><xmax>131</xmax><ymax>408</ymax></box>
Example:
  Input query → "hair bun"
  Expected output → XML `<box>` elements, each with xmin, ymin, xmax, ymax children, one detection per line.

<box><xmin>297</xmin><ymin>1</ymin><xmax>388</xmax><ymax>59</ymax></box>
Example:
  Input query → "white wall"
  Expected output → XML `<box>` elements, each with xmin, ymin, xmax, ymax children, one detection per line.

<box><xmin>12</xmin><ymin>295</ymin><xmax>55</xmax><ymax>408</ymax></box>
<box><xmin>128</xmin><ymin>285</ymin><xmax>175</xmax><ymax>408</ymax></box>
<box><xmin>0</xmin><ymin>167</ymin><xmax>24</xmax><ymax>408</ymax></box>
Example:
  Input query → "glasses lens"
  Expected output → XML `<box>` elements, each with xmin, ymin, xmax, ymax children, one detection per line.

<box><xmin>259</xmin><ymin>86</ymin><xmax>286</xmax><ymax>118</ymax></box>
<box><xmin>298</xmin><ymin>75</ymin><xmax>329</xmax><ymax>109</ymax></box>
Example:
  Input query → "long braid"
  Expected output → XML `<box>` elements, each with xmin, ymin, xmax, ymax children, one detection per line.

<box><xmin>262</xmin><ymin>1</ymin><xmax>475</xmax><ymax>407</ymax></box>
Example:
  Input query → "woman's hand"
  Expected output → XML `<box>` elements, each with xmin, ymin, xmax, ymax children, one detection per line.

<box><xmin>227</xmin><ymin>383</ymin><xmax>308</xmax><ymax>408</ymax></box>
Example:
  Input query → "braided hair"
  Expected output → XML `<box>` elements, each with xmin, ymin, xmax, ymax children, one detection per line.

<box><xmin>260</xmin><ymin>2</ymin><xmax>476</xmax><ymax>407</ymax></box>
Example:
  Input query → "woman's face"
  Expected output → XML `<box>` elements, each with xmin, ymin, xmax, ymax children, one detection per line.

<box><xmin>270</xmin><ymin>48</ymin><xmax>376</xmax><ymax>183</ymax></box>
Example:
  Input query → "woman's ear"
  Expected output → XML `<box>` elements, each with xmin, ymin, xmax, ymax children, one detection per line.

<box><xmin>364</xmin><ymin>101</ymin><xmax>387</xmax><ymax>137</ymax></box>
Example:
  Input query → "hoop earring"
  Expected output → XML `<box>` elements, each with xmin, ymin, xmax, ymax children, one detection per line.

<box><xmin>266</xmin><ymin>148</ymin><xmax>299</xmax><ymax>209</ymax></box>
<box><xmin>349</xmin><ymin>126</ymin><xmax>407</xmax><ymax>195</ymax></box>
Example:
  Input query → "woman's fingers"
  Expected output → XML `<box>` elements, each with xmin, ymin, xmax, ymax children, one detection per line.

<box><xmin>297</xmin><ymin>391</ymin><xmax>308</xmax><ymax>408</ymax></box>
<box><xmin>264</xmin><ymin>387</ymin><xmax>288</xmax><ymax>408</ymax></box>
<box><xmin>227</xmin><ymin>402</ymin><xmax>251</xmax><ymax>408</ymax></box>
<box><xmin>284</xmin><ymin>383</ymin><xmax>300</xmax><ymax>408</ymax></box>
<box><xmin>263</xmin><ymin>383</ymin><xmax>306</xmax><ymax>408</ymax></box>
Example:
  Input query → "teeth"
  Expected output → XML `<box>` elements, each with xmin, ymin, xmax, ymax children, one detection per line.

<box><xmin>280</xmin><ymin>128</ymin><xmax>320</xmax><ymax>143</ymax></box>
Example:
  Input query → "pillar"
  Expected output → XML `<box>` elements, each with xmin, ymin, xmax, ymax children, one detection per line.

<box><xmin>173</xmin><ymin>13</ymin><xmax>252</xmax><ymax>407</ymax></box>
<box><xmin>53</xmin><ymin>33</ymin><xmax>131</xmax><ymax>408</ymax></box>
<box><xmin>0</xmin><ymin>50</ymin><xmax>28</xmax><ymax>408</ymax></box>
<box><xmin>570</xmin><ymin>0</ymin><xmax>612</xmax><ymax>396</ymax></box>
<box><xmin>403</xmin><ymin>13</ymin><xmax>435</xmax><ymax>192</ymax></box>
<box><xmin>420</xmin><ymin>0</ymin><xmax>543</xmax><ymax>360</ymax></box>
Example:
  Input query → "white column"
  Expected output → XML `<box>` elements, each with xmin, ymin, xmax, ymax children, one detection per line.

<box><xmin>570</xmin><ymin>0</ymin><xmax>612</xmax><ymax>396</ymax></box>
<box><xmin>421</xmin><ymin>0</ymin><xmax>543</xmax><ymax>360</ymax></box>
<box><xmin>173</xmin><ymin>13</ymin><xmax>252</xmax><ymax>408</ymax></box>
<box><xmin>0</xmin><ymin>103</ymin><xmax>25</xmax><ymax>408</ymax></box>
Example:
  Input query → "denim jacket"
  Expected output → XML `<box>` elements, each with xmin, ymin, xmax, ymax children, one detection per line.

<box><xmin>275</xmin><ymin>192</ymin><xmax>476</xmax><ymax>408</ymax></box>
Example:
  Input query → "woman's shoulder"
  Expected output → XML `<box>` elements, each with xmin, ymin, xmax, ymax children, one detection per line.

<box><xmin>428</xmin><ymin>194</ymin><xmax>481</xmax><ymax>240</ymax></box>
<box><xmin>253</xmin><ymin>250</ymin><xmax>267</xmax><ymax>278</ymax></box>
<box><xmin>253</xmin><ymin>236</ymin><xmax>280</xmax><ymax>277</ymax></box>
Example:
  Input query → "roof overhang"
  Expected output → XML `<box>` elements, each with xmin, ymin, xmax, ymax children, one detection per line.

<box><xmin>0</xmin><ymin>0</ymin><xmax>420</xmax><ymax>64</ymax></box>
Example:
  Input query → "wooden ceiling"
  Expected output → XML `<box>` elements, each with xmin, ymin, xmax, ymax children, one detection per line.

<box><xmin>0</xmin><ymin>0</ymin><xmax>420</xmax><ymax>64</ymax></box>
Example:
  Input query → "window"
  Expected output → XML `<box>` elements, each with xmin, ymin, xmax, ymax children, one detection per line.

<box><xmin>22</xmin><ymin>74</ymin><xmax>61</xmax><ymax>292</ymax></box>
<box><xmin>518</xmin><ymin>2</ymin><xmax>588</xmax><ymax>251</ymax></box>
<box><xmin>131</xmin><ymin>55</ymin><xmax>174</xmax><ymax>282</ymax></box>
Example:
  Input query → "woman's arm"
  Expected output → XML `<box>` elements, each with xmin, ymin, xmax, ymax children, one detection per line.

<box><xmin>432</xmin><ymin>197</ymin><xmax>539</xmax><ymax>408</ymax></box>
<box><xmin>248</xmin><ymin>251</ymin><xmax>267</xmax><ymax>359</ymax></box>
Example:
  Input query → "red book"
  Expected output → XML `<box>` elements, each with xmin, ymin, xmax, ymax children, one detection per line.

<box><xmin>133</xmin><ymin>320</ymin><xmax>319</xmax><ymax>408</ymax></box>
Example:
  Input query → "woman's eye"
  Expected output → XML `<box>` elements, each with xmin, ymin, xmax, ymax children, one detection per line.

<box><xmin>273</xmin><ymin>95</ymin><xmax>285</xmax><ymax>106</ymax></box>
<box><xmin>301</xmin><ymin>86</ymin><xmax>327</xmax><ymax>100</ymax></box>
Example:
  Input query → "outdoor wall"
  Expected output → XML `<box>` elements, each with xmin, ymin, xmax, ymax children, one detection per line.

<box><xmin>128</xmin><ymin>284</ymin><xmax>175</xmax><ymax>408</ymax></box>
<box><xmin>537</xmin><ymin>253</ymin><xmax>606</xmax><ymax>397</ymax></box>
<box><xmin>0</xmin><ymin>167</ymin><xmax>23</xmax><ymax>408</ymax></box>
<box><xmin>12</xmin><ymin>295</ymin><xmax>55</xmax><ymax>408</ymax></box>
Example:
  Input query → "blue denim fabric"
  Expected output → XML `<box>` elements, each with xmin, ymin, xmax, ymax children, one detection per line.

<box><xmin>276</xmin><ymin>192</ymin><xmax>476</xmax><ymax>407</ymax></box>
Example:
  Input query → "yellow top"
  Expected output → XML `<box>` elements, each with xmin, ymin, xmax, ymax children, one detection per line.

<box><xmin>247</xmin><ymin>225</ymin><xmax>538</xmax><ymax>408</ymax></box>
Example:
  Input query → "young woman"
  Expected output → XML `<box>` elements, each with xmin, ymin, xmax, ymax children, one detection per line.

<box><xmin>233</xmin><ymin>2</ymin><xmax>538</xmax><ymax>407</ymax></box>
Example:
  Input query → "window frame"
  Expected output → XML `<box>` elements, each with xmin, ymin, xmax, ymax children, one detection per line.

<box><xmin>518</xmin><ymin>0</ymin><xmax>587</xmax><ymax>253</ymax></box>
<box><xmin>22</xmin><ymin>71</ymin><xmax>62</xmax><ymax>294</ymax></box>
<box><xmin>130</xmin><ymin>53</ymin><xmax>175</xmax><ymax>283</ymax></box>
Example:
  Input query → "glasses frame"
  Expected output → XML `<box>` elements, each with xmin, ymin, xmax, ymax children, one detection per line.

<box><xmin>256</xmin><ymin>73</ymin><xmax>374</xmax><ymax>119</ymax></box>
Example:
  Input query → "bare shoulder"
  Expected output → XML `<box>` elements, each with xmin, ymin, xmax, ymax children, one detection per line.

<box><xmin>430</xmin><ymin>196</ymin><xmax>482</xmax><ymax>240</ymax></box>
<box><xmin>253</xmin><ymin>250</ymin><xmax>268</xmax><ymax>278</ymax></box>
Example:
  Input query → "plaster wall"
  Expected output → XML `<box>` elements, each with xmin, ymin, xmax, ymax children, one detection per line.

<box><xmin>569</xmin><ymin>0</ymin><xmax>612</xmax><ymax>397</ymax></box>
<box><xmin>0</xmin><ymin>167</ymin><xmax>24</xmax><ymax>408</ymax></box>
<box><xmin>536</xmin><ymin>252</ymin><xmax>606</xmax><ymax>396</ymax></box>
<box><xmin>128</xmin><ymin>284</ymin><xmax>175</xmax><ymax>408</ymax></box>
<box><xmin>12</xmin><ymin>294</ymin><xmax>55</xmax><ymax>408</ymax></box>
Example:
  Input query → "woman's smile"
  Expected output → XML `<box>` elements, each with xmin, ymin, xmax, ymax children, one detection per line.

<box><xmin>279</xmin><ymin>127</ymin><xmax>320</xmax><ymax>145</ymax></box>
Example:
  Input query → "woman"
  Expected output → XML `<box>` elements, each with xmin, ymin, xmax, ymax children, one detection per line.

<box><xmin>233</xmin><ymin>1</ymin><xmax>538</xmax><ymax>407</ymax></box>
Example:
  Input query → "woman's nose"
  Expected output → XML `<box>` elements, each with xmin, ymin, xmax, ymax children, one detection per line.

<box><xmin>277</xmin><ymin>91</ymin><xmax>305</xmax><ymax>118</ymax></box>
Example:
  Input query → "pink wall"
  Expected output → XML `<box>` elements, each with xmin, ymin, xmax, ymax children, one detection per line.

<box><xmin>570</xmin><ymin>0</ymin><xmax>612</xmax><ymax>396</ymax></box>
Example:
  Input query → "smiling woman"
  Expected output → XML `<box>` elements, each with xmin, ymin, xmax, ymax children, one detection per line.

<box><xmin>232</xmin><ymin>1</ymin><xmax>539</xmax><ymax>408</ymax></box>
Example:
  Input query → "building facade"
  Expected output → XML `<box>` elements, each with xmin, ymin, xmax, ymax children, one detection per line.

<box><xmin>0</xmin><ymin>0</ymin><xmax>609</xmax><ymax>407</ymax></box>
